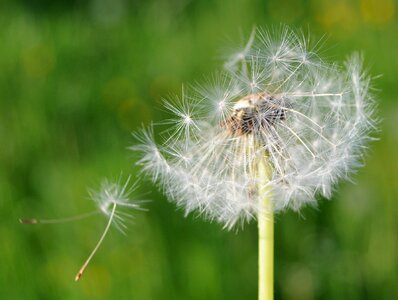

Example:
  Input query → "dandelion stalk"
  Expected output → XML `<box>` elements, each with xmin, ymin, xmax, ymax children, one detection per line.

<box><xmin>257</xmin><ymin>158</ymin><xmax>273</xmax><ymax>300</ymax></box>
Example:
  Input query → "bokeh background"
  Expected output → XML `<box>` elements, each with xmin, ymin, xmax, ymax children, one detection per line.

<box><xmin>1</xmin><ymin>0</ymin><xmax>397</xmax><ymax>299</ymax></box>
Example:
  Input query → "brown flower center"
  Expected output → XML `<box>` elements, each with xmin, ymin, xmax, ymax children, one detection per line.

<box><xmin>222</xmin><ymin>93</ymin><xmax>287</xmax><ymax>136</ymax></box>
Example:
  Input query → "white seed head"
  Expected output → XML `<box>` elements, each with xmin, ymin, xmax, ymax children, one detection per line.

<box><xmin>133</xmin><ymin>27</ymin><xmax>377</xmax><ymax>229</ymax></box>
<box><xmin>89</xmin><ymin>176</ymin><xmax>145</xmax><ymax>234</ymax></box>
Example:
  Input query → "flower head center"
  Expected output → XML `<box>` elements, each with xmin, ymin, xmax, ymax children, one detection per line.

<box><xmin>222</xmin><ymin>92</ymin><xmax>287</xmax><ymax>136</ymax></box>
<box><xmin>184</xmin><ymin>115</ymin><xmax>192</xmax><ymax>124</ymax></box>
<box><xmin>100</xmin><ymin>199</ymin><xmax>114</xmax><ymax>215</ymax></box>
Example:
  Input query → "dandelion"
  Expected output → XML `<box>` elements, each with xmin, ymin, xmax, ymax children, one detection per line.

<box><xmin>132</xmin><ymin>27</ymin><xmax>376</xmax><ymax>300</ymax></box>
<box><xmin>20</xmin><ymin>176</ymin><xmax>145</xmax><ymax>281</ymax></box>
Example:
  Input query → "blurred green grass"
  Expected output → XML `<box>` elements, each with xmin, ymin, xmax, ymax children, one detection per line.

<box><xmin>1</xmin><ymin>0</ymin><xmax>397</xmax><ymax>299</ymax></box>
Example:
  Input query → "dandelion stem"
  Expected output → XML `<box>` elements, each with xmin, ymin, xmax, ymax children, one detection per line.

<box><xmin>75</xmin><ymin>202</ymin><xmax>117</xmax><ymax>281</ymax></box>
<box><xmin>258</xmin><ymin>158</ymin><xmax>273</xmax><ymax>300</ymax></box>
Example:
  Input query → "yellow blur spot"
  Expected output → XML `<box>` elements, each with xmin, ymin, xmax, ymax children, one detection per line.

<box><xmin>22</xmin><ymin>44</ymin><xmax>55</xmax><ymax>78</ymax></box>
<box><xmin>102</xmin><ymin>77</ymin><xmax>135</xmax><ymax>110</ymax></box>
<box><xmin>267</xmin><ymin>0</ymin><xmax>304</xmax><ymax>22</ymax></box>
<box><xmin>45</xmin><ymin>256</ymin><xmax>76</xmax><ymax>287</ymax></box>
<box><xmin>117</xmin><ymin>98</ymin><xmax>151</xmax><ymax>130</ymax></box>
<box><xmin>102</xmin><ymin>77</ymin><xmax>151</xmax><ymax>130</ymax></box>
<box><xmin>80</xmin><ymin>264</ymin><xmax>112</xmax><ymax>298</ymax></box>
<box><xmin>150</xmin><ymin>75</ymin><xmax>179</xmax><ymax>102</ymax></box>
<box><xmin>361</xmin><ymin>0</ymin><xmax>396</xmax><ymax>25</ymax></box>
<box><xmin>314</xmin><ymin>0</ymin><xmax>359</xmax><ymax>37</ymax></box>
<box><xmin>283</xmin><ymin>265</ymin><xmax>315</xmax><ymax>300</ymax></box>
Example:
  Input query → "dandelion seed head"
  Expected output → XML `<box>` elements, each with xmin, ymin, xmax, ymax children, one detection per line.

<box><xmin>89</xmin><ymin>176</ymin><xmax>144</xmax><ymax>233</ymax></box>
<box><xmin>133</xmin><ymin>27</ymin><xmax>377</xmax><ymax>229</ymax></box>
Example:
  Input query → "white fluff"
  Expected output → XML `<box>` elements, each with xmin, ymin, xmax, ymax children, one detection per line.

<box><xmin>89</xmin><ymin>176</ymin><xmax>145</xmax><ymax>234</ymax></box>
<box><xmin>132</xmin><ymin>27</ymin><xmax>377</xmax><ymax>229</ymax></box>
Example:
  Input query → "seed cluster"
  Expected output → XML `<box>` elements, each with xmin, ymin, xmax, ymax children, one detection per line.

<box><xmin>133</xmin><ymin>27</ymin><xmax>376</xmax><ymax>228</ymax></box>
<box><xmin>222</xmin><ymin>93</ymin><xmax>287</xmax><ymax>136</ymax></box>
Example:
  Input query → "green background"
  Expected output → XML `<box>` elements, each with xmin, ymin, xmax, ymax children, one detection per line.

<box><xmin>1</xmin><ymin>0</ymin><xmax>397</xmax><ymax>299</ymax></box>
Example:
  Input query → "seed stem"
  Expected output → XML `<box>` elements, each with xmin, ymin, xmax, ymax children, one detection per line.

<box><xmin>75</xmin><ymin>202</ymin><xmax>117</xmax><ymax>281</ymax></box>
<box><xmin>19</xmin><ymin>211</ymin><xmax>99</xmax><ymax>225</ymax></box>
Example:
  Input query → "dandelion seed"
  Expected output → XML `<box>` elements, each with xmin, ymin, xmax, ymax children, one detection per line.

<box><xmin>20</xmin><ymin>176</ymin><xmax>145</xmax><ymax>281</ymax></box>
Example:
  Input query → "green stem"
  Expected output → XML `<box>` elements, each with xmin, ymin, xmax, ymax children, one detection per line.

<box><xmin>258</xmin><ymin>159</ymin><xmax>273</xmax><ymax>300</ymax></box>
